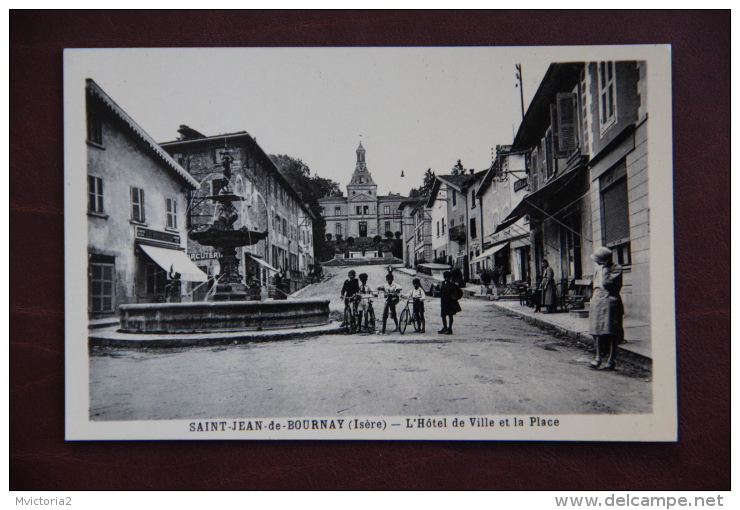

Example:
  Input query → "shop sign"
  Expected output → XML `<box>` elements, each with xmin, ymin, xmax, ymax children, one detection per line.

<box><xmin>136</xmin><ymin>227</ymin><xmax>180</xmax><ymax>245</ymax></box>
<box><xmin>189</xmin><ymin>251</ymin><xmax>221</xmax><ymax>261</ymax></box>
<box><xmin>514</xmin><ymin>178</ymin><xmax>529</xmax><ymax>192</ymax></box>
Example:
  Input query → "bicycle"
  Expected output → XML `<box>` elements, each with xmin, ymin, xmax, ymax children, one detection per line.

<box><xmin>398</xmin><ymin>297</ymin><xmax>423</xmax><ymax>334</ymax></box>
<box><xmin>341</xmin><ymin>296</ymin><xmax>359</xmax><ymax>334</ymax></box>
<box><xmin>354</xmin><ymin>294</ymin><xmax>377</xmax><ymax>334</ymax></box>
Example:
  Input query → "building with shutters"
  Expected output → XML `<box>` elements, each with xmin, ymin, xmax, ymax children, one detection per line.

<box><xmin>472</xmin><ymin>145</ymin><xmax>532</xmax><ymax>286</ymax></box>
<box><xmin>426</xmin><ymin>168</ymin><xmax>483</xmax><ymax>281</ymax></box>
<box><xmin>496</xmin><ymin>61</ymin><xmax>650</xmax><ymax>341</ymax></box>
<box><xmin>318</xmin><ymin>142</ymin><xmax>407</xmax><ymax>242</ymax></box>
<box><xmin>86</xmin><ymin>80</ymin><xmax>205</xmax><ymax>319</ymax></box>
<box><xmin>159</xmin><ymin>126</ymin><xmax>315</xmax><ymax>295</ymax></box>
<box><xmin>397</xmin><ymin>198</ymin><xmax>431</xmax><ymax>268</ymax></box>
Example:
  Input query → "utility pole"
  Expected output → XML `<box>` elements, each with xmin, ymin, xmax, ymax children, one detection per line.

<box><xmin>515</xmin><ymin>63</ymin><xmax>525</xmax><ymax>121</ymax></box>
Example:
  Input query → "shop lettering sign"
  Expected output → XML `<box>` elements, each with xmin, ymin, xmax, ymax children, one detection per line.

<box><xmin>136</xmin><ymin>227</ymin><xmax>180</xmax><ymax>245</ymax></box>
<box><xmin>514</xmin><ymin>178</ymin><xmax>529</xmax><ymax>192</ymax></box>
<box><xmin>189</xmin><ymin>252</ymin><xmax>221</xmax><ymax>260</ymax></box>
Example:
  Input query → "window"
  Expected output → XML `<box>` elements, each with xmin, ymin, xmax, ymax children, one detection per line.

<box><xmin>470</xmin><ymin>217</ymin><xmax>477</xmax><ymax>239</ymax></box>
<box><xmin>165</xmin><ymin>197</ymin><xmax>177</xmax><ymax>229</ymax></box>
<box><xmin>452</xmin><ymin>190</ymin><xmax>457</xmax><ymax>206</ymax></box>
<box><xmin>384</xmin><ymin>206</ymin><xmax>390</xmax><ymax>214</ymax></box>
<box><xmin>450</xmin><ymin>219</ymin><xmax>455</xmax><ymax>227</ymax></box>
<box><xmin>364</xmin><ymin>205</ymin><xmax>369</xmax><ymax>215</ymax></box>
<box><xmin>335</xmin><ymin>207</ymin><xmax>341</xmax><ymax>216</ymax></box>
<box><xmin>335</xmin><ymin>223</ymin><xmax>342</xmax><ymax>236</ymax></box>
<box><xmin>441</xmin><ymin>218</ymin><xmax>445</xmax><ymax>234</ymax></box>
<box><xmin>436</xmin><ymin>221</ymin><xmax>440</xmax><ymax>237</ymax></box>
<box><xmin>282</xmin><ymin>218</ymin><xmax>287</xmax><ymax>236</ymax></box>
<box><xmin>145</xmin><ymin>262</ymin><xmax>167</xmax><ymax>296</ymax></box>
<box><xmin>87</xmin><ymin>111</ymin><xmax>103</xmax><ymax>145</ymax></box>
<box><xmin>470</xmin><ymin>190</ymin><xmax>476</xmax><ymax>208</ymax></box>
<box><xmin>598</xmin><ymin>61</ymin><xmax>617</xmax><ymax>132</ymax></box>
<box><xmin>131</xmin><ymin>187</ymin><xmax>145</xmax><ymax>222</ymax></box>
<box><xmin>88</xmin><ymin>175</ymin><xmax>104</xmax><ymax>213</ymax></box>
<box><xmin>90</xmin><ymin>258</ymin><xmax>114</xmax><ymax>312</ymax></box>
<box><xmin>600</xmin><ymin>161</ymin><xmax>631</xmax><ymax>265</ymax></box>
<box><xmin>356</xmin><ymin>206</ymin><xmax>362</xmax><ymax>215</ymax></box>
<box><xmin>556</xmin><ymin>93</ymin><xmax>578</xmax><ymax>153</ymax></box>
<box><xmin>384</xmin><ymin>221</ymin><xmax>391</xmax><ymax>234</ymax></box>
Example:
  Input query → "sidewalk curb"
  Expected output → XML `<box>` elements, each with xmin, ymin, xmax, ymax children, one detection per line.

<box><xmin>89</xmin><ymin>323</ymin><xmax>347</xmax><ymax>349</ymax></box>
<box><xmin>489</xmin><ymin>301</ymin><xmax>652</xmax><ymax>371</ymax></box>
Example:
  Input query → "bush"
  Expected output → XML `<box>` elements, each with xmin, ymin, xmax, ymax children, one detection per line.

<box><xmin>479</xmin><ymin>268</ymin><xmax>496</xmax><ymax>286</ymax></box>
<box><xmin>372</xmin><ymin>235</ymin><xmax>382</xmax><ymax>243</ymax></box>
<box><xmin>347</xmin><ymin>236</ymin><xmax>354</xmax><ymax>244</ymax></box>
<box><xmin>394</xmin><ymin>231</ymin><xmax>402</xmax><ymax>239</ymax></box>
<box><xmin>325</xmin><ymin>233</ymin><xmax>332</xmax><ymax>241</ymax></box>
<box><xmin>336</xmin><ymin>234</ymin><xmax>343</xmax><ymax>242</ymax></box>
<box><xmin>384</xmin><ymin>231</ymin><xmax>394</xmax><ymax>239</ymax></box>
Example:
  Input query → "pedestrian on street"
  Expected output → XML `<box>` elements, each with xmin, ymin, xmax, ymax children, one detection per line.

<box><xmin>538</xmin><ymin>260</ymin><xmax>556</xmax><ymax>313</ymax></box>
<box><xmin>165</xmin><ymin>265</ymin><xmax>182</xmax><ymax>303</ymax></box>
<box><xmin>377</xmin><ymin>273</ymin><xmax>402</xmax><ymax>334</ymax></box>
<box><xmin>589</xmin><ymin>247</ymin><xmax>624</xmax><ymax>371</ymax></box>
<box><xmin>438</xmin><ymin>270</ymin><xmax>462</xmax><ymax>335</ymax></box>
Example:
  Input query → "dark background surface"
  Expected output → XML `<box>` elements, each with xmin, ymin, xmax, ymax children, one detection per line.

<box><xmin>10</xmin><ymin>10</ymin><xmax>730</xmax><ymax>490</ymax></box>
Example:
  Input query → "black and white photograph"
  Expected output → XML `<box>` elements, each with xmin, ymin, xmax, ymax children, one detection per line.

<box><xmin>65</xmin><ymin>45</ymin><xmax>675</xmax><ymax>440</ymax></box>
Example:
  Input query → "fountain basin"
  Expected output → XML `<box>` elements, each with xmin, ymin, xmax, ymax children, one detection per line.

<box><xmin>119</xmin><ymin>299</ymin><xmax>330</xmax><ymax>333</ymax></box>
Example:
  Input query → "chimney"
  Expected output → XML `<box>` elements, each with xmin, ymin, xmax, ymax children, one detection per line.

<box><xmin>469</xmin><ymin>169</ymin><xmax>474</xmax><ymax>175</ymax></box>
<box><xmin>177</xmin><ymin>124</ymin><xmax>206</xmax><ymax>141</ymax></box>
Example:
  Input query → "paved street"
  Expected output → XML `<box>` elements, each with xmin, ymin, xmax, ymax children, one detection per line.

<box><xmin>90</xmin><ymin>267</ymin><xmax>651</xmax><ymax>420</ymax></box>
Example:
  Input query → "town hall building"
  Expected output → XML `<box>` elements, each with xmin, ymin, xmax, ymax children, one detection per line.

<box><xmin>318</xmin><ymin>142</ymin><xmax>406</xmax><ymax>240</ymax></box>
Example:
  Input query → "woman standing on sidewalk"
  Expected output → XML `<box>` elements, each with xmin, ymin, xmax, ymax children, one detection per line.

<box><xmin>539</xmin><ymin>260</ymin><xmax>556</xmax><ymax>313</ymax></box>
<box><xmin>439</xmin><ymin>271</ymin><xmax>462</xmax><ymax>335</ymax></box>
<box><xmin>589</xmin><ymin>247</ymin><xmax>624</xmax><ymax>371</ymax></box>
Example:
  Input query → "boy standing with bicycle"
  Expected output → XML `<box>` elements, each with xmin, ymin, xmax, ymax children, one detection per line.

<box><xmin>356</xmin><ymin>273</ymin><xmax>375</xmax><ymax>331</ymax></box>
<box><xmin>405</xmin><ymin>278</ymin><xmax>426</xmax><ymax>333</ymax></box>
<box><xmin>340</xmin><ymin>270</ymin><xmax>360</xmax><ymax>326</ymax></box>
<box><xmin>377</xmin><ymin>272</ymin><xmax>402</xmax><ymax>335</ymax></box>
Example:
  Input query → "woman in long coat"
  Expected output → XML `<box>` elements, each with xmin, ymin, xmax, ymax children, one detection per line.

<box><xmin>539</xmin><ymin>260</ymin><xmax>556</xmax><ymax>313</ymax></box>
<box><xmin>439</xmin><ymin>271</ymin><xmax>462</xmax><ymax>335</ymax></box>
<box><xmin>589</xmin><ymin>247</ymin><xmax>624</xmax><ymax>371</ymax></box>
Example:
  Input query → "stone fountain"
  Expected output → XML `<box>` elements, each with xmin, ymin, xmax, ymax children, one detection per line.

<box><xmin>189</xmin><ymin>149</ymin><xmax>268</xmax><ymax>301</ymax></box>
<box><xmin>116</xmin><ymin>149</ymin><xmax>331</xmax><ymax>334</ymax></box>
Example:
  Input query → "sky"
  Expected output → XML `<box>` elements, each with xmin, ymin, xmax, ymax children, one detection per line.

<box><xmin>70</xmin><ymin>47</ymin><xmax>554</xmax><ymax>196</ymax></box>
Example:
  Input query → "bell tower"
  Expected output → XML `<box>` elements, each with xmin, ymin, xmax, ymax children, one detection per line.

<box><xmin>347</xmin><ymin>141</ymin><xmax>377</xmax><ymax>193</ymax></box>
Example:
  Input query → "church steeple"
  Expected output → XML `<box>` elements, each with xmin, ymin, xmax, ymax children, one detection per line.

<box><xmin>348</xmin><ymin>141</ymin><xmax>376</xmax><ymax>188</ymax></box>
<box><xmin>357</xmin><ymin>142</ymin><xmax>366</xmax><ymax>164</ymax></box>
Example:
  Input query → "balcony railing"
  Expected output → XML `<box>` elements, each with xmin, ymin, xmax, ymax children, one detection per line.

<box><xmin>449</xmin><ymin>224</ymin><xmax>467</xmax><ymax>244</ymax></box>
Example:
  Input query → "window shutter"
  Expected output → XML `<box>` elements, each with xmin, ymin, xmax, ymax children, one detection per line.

<box><xmin>556</xmin><ymin>93</ymin><xmax>578</xmax><ymax>153</ymax></box>
<box><xmin>601</xmin><ymin>162</ymin><xmax>630</xmax><ymax>247</ymax></box>
<box><xmin>140</xmin><ymin>189</ymin><xmax>145</xmax><ymax>222</ymax></box>
<box><xmin>132</xmin><ymin>187</ymin><xmax>140</xmax><ymax>221</ymax></box>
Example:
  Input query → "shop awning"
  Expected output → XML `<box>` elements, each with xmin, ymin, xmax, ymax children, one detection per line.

<box><xmin>138</xmin><ymin>244</ymin><xmax>208</xmax><ymax>282</ymax></box>
<box><xmin>471</xmin><ymin>242</ymin><xmax>510</xmax><ymax>263</ymax></box>
<box><xmin>246</xmin><ymin>253</ymin><xmax>279</xmax><ymax>273</ymax></box>
<box><xmin>494</xmin><ymin>165</ymin><xmax>587</xmax><ymax>234</ymax></box>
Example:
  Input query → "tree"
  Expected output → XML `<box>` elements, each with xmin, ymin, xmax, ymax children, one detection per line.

<box><xmin>372</xmin><ymin>235</ymin><xmax>382</xmax><ymax>243</ymax></box>
<box><xmin>394</xmin><ymin>231</ymin><xmax>402</xmax><ymax>239</ymax></box>
<box><xmin>451</xmin><ymin>159</ymin><xmax>464</xmax><ymax>175</ymax></box>
<box><xmin>408</xmin><ymin>168</ymin><xmax>436</xmax><ymax>198</ymax></box>
<box><xmin>384</xmin><ymin>231</ymin><xmax>394</xmax><ymax>239</ymax></box>
<box><xmin>326</xmin><ymin>233</ymin><xmax>332</xmax><ymax>241</ymax></box>
<box><xmin>347</xmin><ymin>236</ymin><xmax>355</xmax><ymax>245</ymax></box>
<box><xmin>336</xmin><ymin>234</ymin><xmax>343</xmax><ymax>242</ymax></box>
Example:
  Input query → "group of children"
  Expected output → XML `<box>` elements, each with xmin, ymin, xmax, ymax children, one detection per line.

<box><xmin>340</xmin><ymin>268</ymin><xmax>462</xmax><ymax>335</ymax></box>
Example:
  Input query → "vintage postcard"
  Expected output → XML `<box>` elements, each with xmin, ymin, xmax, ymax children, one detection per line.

<box><xmin>65</xmin><ymin>45</ymin><xmax>675</xmax><ymax>440</ymax></box>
